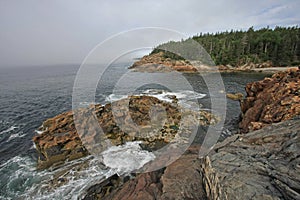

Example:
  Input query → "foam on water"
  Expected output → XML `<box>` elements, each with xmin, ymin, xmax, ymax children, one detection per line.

<box><xmin>0</xmin><ymin>126</ymin><xmax>18</xmax><ymax>135</ymax></box>
<box><xmin>0</xmin><ymin>156</ymin><xmax>40</xmax><ymax>200</ymax></box>
<box><xmin>0</xmin><ymin>142</ymin><xmax>156</xmax><ymax>199</ymax></box>
<box><xmin>102</xmin><ymin>141</ymin><xmax>156</xmax><ymax>174</ymax></box>
<box><xmin>105</xmin><ymin>89</ymin><xmax>206</xmax><ymax>110</ymax></box>
<box><xmin>105</xmin><ymin>94</ymin><xmax>128</xmax><ymax>102</ymax></box>
<box><xmin>7</xmin><ymin>132</ymin><xmax>26</xmax><ymax>142</ymax></box>
<box><xmin>34</xmin><ymin>129</ymin><xmax>44</xmax><ymax>135</ymax></box>
<box><xmin>0</xmin><ymin>155</ymin><xmax>110</xmax><ymax>200</ymax></box>
<box><xmin>142</xmin><ymin>89</ymin><xmax>206</xmax><ymax>102</ymax></box>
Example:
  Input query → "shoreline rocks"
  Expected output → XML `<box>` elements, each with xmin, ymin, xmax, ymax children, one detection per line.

<box><xmin>202</xmin><ymin>117</ymin><xmax>300</xmax><ymax>199</ymax></box>
<box><xmin>129</xmin><ymin>52</ymin><xmax>297</xmax><ymax>73</ymax></box>
<box><xmin>33</xmin><ymin>67</ymin><xmax>300</xmax><ymax>199</ymax></box>
<box><xmin>81</xmin><ymin>68</ymin><xmax>300</xmax><ymax>199</ymax></box>
<box><xmin>33</xmin><ymin>95</ymin><xmax>218</xmax><ymax>169</ymax></box>
<box><xmin>32</xmin><ymin>112</ymin><xmax>89</xmax><ymax>169</ymax></box>
<box><xmin>239</xmin><ymin>68</ymin><xmax>300</xmax><ymax>133</ymax></box>
<box><xmin>129</xmin><ymin>52</ymin><xmax>198</xmax><ymax>73</ymax></box>
<box><xmin>83</xmin><ymin>117</ymin><xmax>300</xmax><ymax>199</ymax></box>
<box><xmin>226</xmin><ymin>92</ymin><xmax>244</xmax><ymax>101</ymax></box>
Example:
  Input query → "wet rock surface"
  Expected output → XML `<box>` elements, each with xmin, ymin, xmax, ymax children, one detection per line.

<box><xmin>33</xmin><ymin>95</ymin><xmax>217</xmax><ymax>169</ymax></box>
<box><xmin>239</xmin><ymin>68</ymin><xmax>300</xmax><ymax>133</ymax></box>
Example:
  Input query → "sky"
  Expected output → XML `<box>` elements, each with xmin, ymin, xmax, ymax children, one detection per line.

<box><xmin>0</xmin><ymin>0</ymin><xmax>299</xmax><ymax>67</ymax></box>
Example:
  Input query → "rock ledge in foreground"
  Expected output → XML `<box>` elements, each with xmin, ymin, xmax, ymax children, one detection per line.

<box><xmin>84</xmin><ymin>117</ymin><xmax>300</xmax><ymax>200</ymax></box>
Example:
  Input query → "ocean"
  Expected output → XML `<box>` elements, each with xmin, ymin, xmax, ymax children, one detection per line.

<box><xmin>0</xmin><ymin>63</ymin><xmax>268</xmax><ymax>199</ymax></box>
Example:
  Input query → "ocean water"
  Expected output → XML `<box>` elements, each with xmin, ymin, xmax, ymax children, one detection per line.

<box><xmin>0</xmin><ymin>63</ymin><xmax>268</xmax><ymax>199</ymax></box>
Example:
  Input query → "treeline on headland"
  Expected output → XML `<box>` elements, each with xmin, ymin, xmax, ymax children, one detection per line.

<box><xmin>151</xmin><ymin>26</ymin><xmax>300</xmax><ymax>67</ymax></box>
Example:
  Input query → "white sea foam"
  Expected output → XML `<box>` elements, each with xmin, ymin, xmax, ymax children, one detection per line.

<box><xmin>105</xmin><ymin>89</ymin><xmax>206</xmax><ymax>109</ymax></box>
<box><xmin>2</xmin><ymin>141</ymin><xmax>154</xmax><ymax>199</ymax></box>
<box><xmin>5</xmin><ymin>155</ymin><xmax>111</xmax><ymax>200</ymax></box>
<box><xmin>102</xmin><ymin>141</ymin><xmax>155</xmax><ymax>174</ymax></box>
<box><xmin>0</xmin><ymin>126</ymin><xmax>17</xmax><ymax>135</ymax></box>
<box><xmin>3</xmin><ymin>143</ymin><xmax>154</xmax><ymax>200</ymax></box>
<box><xmin>7</xmin><ymin>132</ymin><xmax>26</xmax><ymax>142</ymax></box>
<box><xmin>105</xmin><ymin>94</ymin><xmax>128</xmax><ymax>102</ymax></box>
<box><xmin>30</xmin><ymin>142</ymin><xmax>37</xmax><ymax>150</ymax></box>
<box><xmin>142</xmin><ymin>89</ymin><xmax>206</xmax><ymax>103</ymax></box>
<box><xmin>34</xmin><ymin>129</ymin><xmax>44</xmax><ymax>135</ymax></box>
<box><xmin>22</xmin><ymin>142</ymin><xmax>155</xmax><ymax>199</ymax></box>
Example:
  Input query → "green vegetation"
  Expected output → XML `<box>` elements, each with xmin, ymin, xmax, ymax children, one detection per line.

<box><xmin>151</xmin><ymin>26</ymin><xmax>300</xmax><ymax>67</ymax></box>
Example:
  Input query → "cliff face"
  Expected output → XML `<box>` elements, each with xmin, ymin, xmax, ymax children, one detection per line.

<box><xmin>239</xmin><ymin>68</ymin><xmax>300</xmax><ymax>133</ymax></box>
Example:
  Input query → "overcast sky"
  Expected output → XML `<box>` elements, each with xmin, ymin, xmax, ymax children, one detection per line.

<box><xmin>0</xmin><ymin>0</ymin><xmax>299</xmax><ymax>67</ymax></box>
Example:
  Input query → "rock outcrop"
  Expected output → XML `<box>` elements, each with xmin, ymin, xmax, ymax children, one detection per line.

<box><xmin>33</xmin><ymin>96</ymin><xmax>217</xmax><ymax>169</ymax></box>
<box><xmin>226</xmin><ymin>92</ymin><xmax>244</xmax><ymax>101</ymax></box>
<box><xmin>129</xmin><ymin>52</ymin><xmax>198</xmax><ymax>72</ymax></box>
<box><xmin>239</xmin><ymin>68</ymin><xmax>300</xmax><ymax>133</ymax></box>
<box><xmin>218</xmin><ymin>61</ymin><xmax>273</xmax><ymax>72</ymax></box>
<box><xmin>32</xmin><ymin>111</ymin><xmax>89</xmax><ymax>170</ymax></box>
<box><xmin>84</xmin><ymin>117</ymin><xmax>300</xmax><ymax>199</ymax></box>
<box><xmin>130</xmin><ymin>52</ymin><xmax>296</xmax><ymax>73</ymax></box>
<box><xmin>203</xmin><ymin>117</ymin><xmax>300</xmax><ymax>200</ymax></box>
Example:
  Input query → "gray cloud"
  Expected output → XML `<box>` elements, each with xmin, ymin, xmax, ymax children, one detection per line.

<box><xmin>0</xmin><ymin>0</ymin><xmax>299</xmax><ymax>67</ymax></box>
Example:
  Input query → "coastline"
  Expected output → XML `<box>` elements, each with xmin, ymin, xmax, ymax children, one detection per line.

<box><xmin>81</xmin><ymin>68</ymin><xmax>300</xmax><ymax>199</ymax></box>
<box><xmin>129</xmin><ymin>52</ymin><xmax>299</xmax><ymax>73</ymax></box>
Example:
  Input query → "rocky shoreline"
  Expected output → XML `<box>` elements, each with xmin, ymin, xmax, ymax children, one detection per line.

<box><xmin>81</xmin><ymin>68</ymin><xmax>300</xmax><ymax>199</ymax></box>
<box><xmin>33</xmin><ymin>69</ymin><xmax>300</xmax><ymax>199</ymax></box>
<box><xmin>83</xmin><ymin>117</ymin><xmax>300</xmax><ymax>200</ymax></box>
<box><xmin>33</xmin><ymin>95</ymin><xmax>217</xmax><ymax>170</ymax></box>
<box><xmin>129</xmin><ymin>52</ymin><xmax>298</xmax><ymax>73</ymax></box>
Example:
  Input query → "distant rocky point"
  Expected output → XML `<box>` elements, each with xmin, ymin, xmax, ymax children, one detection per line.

<box><xmin>128</xmin><ymin>52</ymin><xmax>200</xmax><ymax>73</ymax></box>
<box><xmin>129</xmin><ymin>51</ymin><xmax>298</xmax><ymax>73</ymax></box>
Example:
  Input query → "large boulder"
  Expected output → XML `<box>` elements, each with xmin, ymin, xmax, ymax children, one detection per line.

<box><xmin>239</xmin><ymin>68</ymin><xmax>300</xmax><ymax>133</ymax></box>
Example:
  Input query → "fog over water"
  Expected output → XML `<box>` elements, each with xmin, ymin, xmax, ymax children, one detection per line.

<box><xmin>0</xmin><ymin>0</ymin><xmax>299</xmax><ymax>67</ymax></box>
